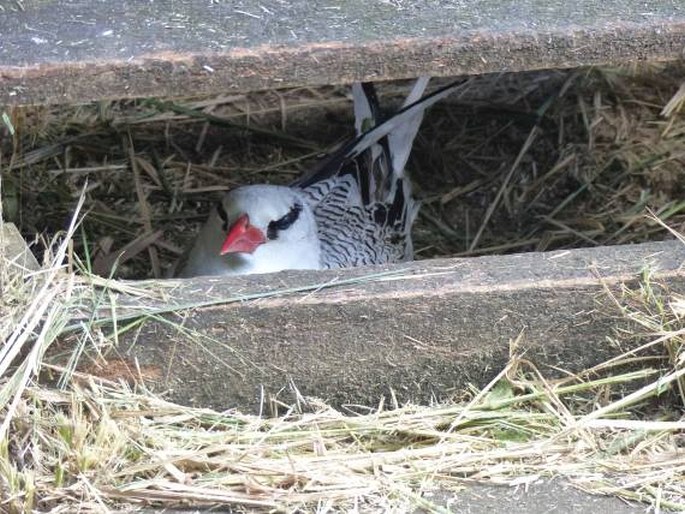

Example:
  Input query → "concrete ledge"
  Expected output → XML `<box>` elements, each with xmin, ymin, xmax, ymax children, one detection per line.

<box><xmin>2</xmin><ymin>1</ymin><xmax>685</xmax><ymax>105</ymax></box>
<box><xmin>61</xmin><ymin>240</ymin><xmax>685</xmax><ymax>412</ymax></box>
<box><xmin>140</xmin><ymin>480</ymin><xmax>646</xmax><ymax>513</ymax></box>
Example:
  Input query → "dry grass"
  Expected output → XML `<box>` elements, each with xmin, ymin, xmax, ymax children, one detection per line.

<box><xmin>1</xmin><ymin>63</ymin><xmax>685</xmax><ymax>512</ymax></box>
<box><xmin>0</xmin><ymin>244</ymin><xmax>684</xmax><ymax>512</ymax></box>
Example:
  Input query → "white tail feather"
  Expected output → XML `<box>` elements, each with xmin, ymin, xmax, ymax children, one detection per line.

<box><xmin>389</xmin><ymin>75</ymin><xmax>430</xmax><ymax>177</ymax></box>
<box><xmin>352</xmin><ymin>83</ymin><xmax>374</xmax><ymax>136</ymax></box>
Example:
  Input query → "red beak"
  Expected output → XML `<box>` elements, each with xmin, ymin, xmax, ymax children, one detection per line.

<box><xmin>220</xmin><ymin>214</ymin><xmax>266</xmax><ymax>255</ymax></box>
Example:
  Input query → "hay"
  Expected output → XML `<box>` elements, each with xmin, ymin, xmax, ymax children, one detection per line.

<box><xmin>2</xmin><ymin>63</ymin><xmax>684</xmax><ymax>279</ymax></box>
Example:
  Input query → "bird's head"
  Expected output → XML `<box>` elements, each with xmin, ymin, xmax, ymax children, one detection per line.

<box><xmin>214</xmin><ymin>185</ymin><xmax>316</xmax><ymax>257</ymax></box>
<box><xmin>175</xmin><ymin>185</ymin><xmax>320</xmax><ymax>277</ymax></box>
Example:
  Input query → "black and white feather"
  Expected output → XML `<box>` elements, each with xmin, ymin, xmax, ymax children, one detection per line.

<box><xmin>176</xmin><ymin>78</ymin><xmax>461</xmax><ymax>277</ymax></box>
<box><xmin>294</xmin><ymin>78</ymin><xmax>429</xmax><ymax>268</ymax></box>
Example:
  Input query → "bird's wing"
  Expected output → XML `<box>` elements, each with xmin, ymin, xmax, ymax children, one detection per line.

<box><xmin>295</xmin><ymin>78</ymin><xmax>465</xmax><ymax>269</ymax></box>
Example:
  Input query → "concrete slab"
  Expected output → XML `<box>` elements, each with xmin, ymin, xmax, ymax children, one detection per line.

<box><xmin>435</xmin><ymin>480</ymin><xmax>645</xmax><ymax>513</ymax></box>
<box><xmin>137</xmin><ymin>480</ymin><xmax>649</xmax><ymax>513</ymax></box>
<box><xmin>2</xmin><ymin>1</ymin><xmax>685</xmax><ymax>104</ymax></box>
<box><xmin>49</xmin><ymin>239</ymin><xmax>685</xmax><ymax>413</ymax></box>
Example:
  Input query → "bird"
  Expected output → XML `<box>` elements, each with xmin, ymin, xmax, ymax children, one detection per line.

<box><xmin>175</xmin><ymin>78</ymin><xmax>462</xmax><ymax>277</ymax></box>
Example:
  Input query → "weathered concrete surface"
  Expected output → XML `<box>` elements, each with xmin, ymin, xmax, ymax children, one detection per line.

<box><xmin>142</xmin><ymin>480</ymin><xmax>648</xmax><ymax>513</ymax></box>
<box><xmin>429</xmin><ymin>480</ymin><xmax>646</xmax><ymax>513</ymax></box>
<box><xmin>68</xmin><ymin>240</ymin><xmax>685</xmax><ymax>413</ymax></box>
<box><xmin>1</xmin><ymin>1</ymin><xmax>685</xmax><ymax>105</ymax></box>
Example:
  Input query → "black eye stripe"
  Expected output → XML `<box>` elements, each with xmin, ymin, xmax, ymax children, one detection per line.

<box><xmin>216</xmin><ymin>201</ymin><xmax>229</xmax><ymax>231</ymax></box>
<box><xmin>267</xmin><ymin>203</ymin><xmax>303</xmax><ymax>240</ymax></box>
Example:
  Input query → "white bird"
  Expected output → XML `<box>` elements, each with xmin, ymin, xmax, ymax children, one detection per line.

<box><xmin>175</xmin><ymin>78</ymin><xmax>462</xmax><ymax>277</ymax></box>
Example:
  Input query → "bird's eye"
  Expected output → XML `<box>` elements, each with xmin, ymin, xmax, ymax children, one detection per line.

<box><xmin>267</xmin><ymin>203</ymin><xmax>303</xmax><ymax>240</ymax></box>
<box><xmin>216</xmin><ymin>201</ymin><xmax>229</xmax><ymax>231</ymax></box>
